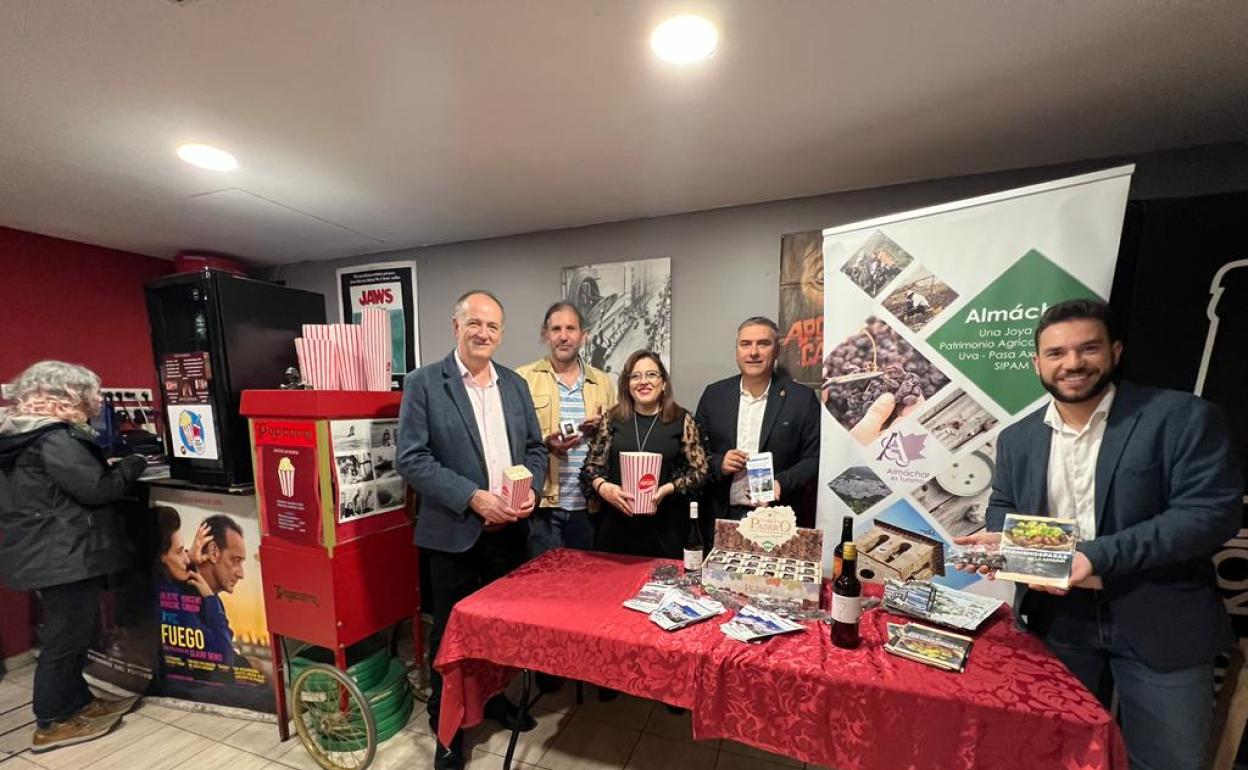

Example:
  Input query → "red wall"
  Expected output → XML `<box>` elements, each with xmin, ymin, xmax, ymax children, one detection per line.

<box><xmin>0</xmin><ymin>227</ymin><xmax>171</xmax><ymax>660</ymax></box>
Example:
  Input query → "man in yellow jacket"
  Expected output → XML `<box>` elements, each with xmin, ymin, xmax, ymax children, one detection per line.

<box><xmin>517</xmin><ymin>302</ymin><xmax>617</xmax><ymax>557</ymax></box>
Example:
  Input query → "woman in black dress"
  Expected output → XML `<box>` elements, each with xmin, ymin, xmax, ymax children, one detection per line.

<box><xmin>581</xmin><ymin>350</ymin><xmax>708</xmax><ymax>558</ymax></box>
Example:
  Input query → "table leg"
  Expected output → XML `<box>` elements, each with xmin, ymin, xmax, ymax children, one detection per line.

<box><xmin>502</xmin><ymin>669</ymin><xmax>533</xmax><ymax>770</ymax></box>
<box><xmin>270</xmin><ymin>633</ymin><xmax>290</xmax><ymax>742</ymax></box>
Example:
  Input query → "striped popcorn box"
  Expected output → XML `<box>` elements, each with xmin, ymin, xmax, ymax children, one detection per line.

<box><xmin>360</xmin><ymin>308</ymin><xmax>392</xmax><ymax>391</ymax></box>
<box><xmin>295</xmin><ymin>337</ymin><xmax>339</xmax><ymax>389</ymax></box>
<box><xmin>500</xmin><ymin>465</ymin><xmax>533</xmax><ymax>509</ymax></box>
<box><xmin>620</xmin><ymin>451</ymin><xmax>662</xmax><ymax>515</ymax></box>
<box><xmin>330</xmin><ymin>324</ymin><xmax>366</xmax><ymax>391</ymax></box>
<box><xmin>302</xmin><ymin>323</ymin><xmax>332</xmax><ymax>341</ymax></box>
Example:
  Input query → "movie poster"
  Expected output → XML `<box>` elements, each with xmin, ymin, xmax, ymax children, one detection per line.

<box><xmin>778</xmin><ymin>231</ymin><xmax>824</xmax><ymax>387</ymax></box>
<box><xmin>87</xmin><ymin>486</ymin><xmax>276</xmax><ymax>713</ymax></box>
<box><xmin>561</xmin><ymin>257</ymin><xmax>672</xmax><ymax>376</ymax></box>
<box><xmin>337</xmin><ymin>260</ymin><xmax>419</xmax><ymax>388</ymax></box>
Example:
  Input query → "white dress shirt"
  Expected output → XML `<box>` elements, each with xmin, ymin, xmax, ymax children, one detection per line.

<box><xmin>455</xmin><ymin>351</ymin><xmax>513</xmax><ymax>495</ymax></box>
<box><xmin>1043</xmin><ymin>384</ymin><xmax>1116</xmax><ymax>540</ymax></box>
<box><xmin>729</xmin><ymin>379</ymin><xmax>770</xmax><ymax>505</ymax></box>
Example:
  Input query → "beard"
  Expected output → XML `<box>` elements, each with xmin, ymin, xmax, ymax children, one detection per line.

<box><xmin>1040</xmin><ymin>365</ymin><xmax>1115</xmax><ymax>404</ymax></box>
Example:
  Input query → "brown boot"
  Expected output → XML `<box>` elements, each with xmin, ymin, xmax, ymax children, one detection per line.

<box><xmin>30</xmin><ymin>714</ymin><xmax>116</xmax><ymax>753</ymax></box>
<box><xmin>78</xmin><ymin>696</ymin><xmax>139</xmax><ymax>721</ymax></box>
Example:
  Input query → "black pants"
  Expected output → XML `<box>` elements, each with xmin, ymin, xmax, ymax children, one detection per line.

<box><xmin>424</xmin><ymin>525</ymin><xmax>526</xmax><ymax>740</ymax></box>
<box><xmin>34</xmin><ymin>577</ymin><xmax>102</xmax><ymax>728</ymax></box>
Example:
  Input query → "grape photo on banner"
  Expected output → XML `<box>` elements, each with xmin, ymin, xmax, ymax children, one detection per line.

<box><xmin>821</xmin><ymin>316</ymin><xmax>950</xmax><ymax>438</ymax></box>
<box><xmin>880</xmin><ymin>265</ymin><xmax>959</xmax><ymax>333</ymax></box>
<box><xmin>840</xmin><ymin>230</ymin><xmax>915</xmax><ymax>297</ymax></box>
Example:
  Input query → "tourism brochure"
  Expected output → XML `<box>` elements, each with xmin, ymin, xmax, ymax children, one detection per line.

<box><xmin>746</xmin><ymin>452</ymin><xmax>776</xmax><ymax>505</ymax></box>
<box><xmin>622</xmin><ymin>582</ymin><xmax>681</xmax><ymax>614</ymax></box>
<box><xmin>720</xmin><ymin>605</ymin><xmax>806</xmax><ymax>643</ymax></box>
<box><xmin>649</xmin><ymin>592</ymin><xmax>727</xmax><ymax>631</ymax></box>
<box><xmin>995</xmin><ymin>513</ymin><xmax>1079</xmax><ymax>589</ymax></box>
<box><xmin>884</xmin><ymin>622</ymin><xmax>974</xmax><ymax>673</ymax></box>
<box><xmin>882</xmin><ymin>579</ymin><xmax>1003</xmax><ymax>632</ymax></box>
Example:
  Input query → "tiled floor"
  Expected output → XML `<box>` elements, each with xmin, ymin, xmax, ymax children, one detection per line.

<box><xmin>0</xmin><ymin>665</ymin><xmax>835</xmax><ymax>769</ymax></box>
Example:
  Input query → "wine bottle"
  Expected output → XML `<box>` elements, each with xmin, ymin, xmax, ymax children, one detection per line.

<box><xmin>683</xmin><ymin>502</ymin><xmax>704</xmax><ymax>581</ymax></box>
<box><xmin>832</xmin><ymin>516</ymin><xmax>854</xmax><ymax>579</ymax></box>
<box><xmin>831</xmin><ymin>542</ymin><xmax>862</xmax><ymax>649</ymax></box>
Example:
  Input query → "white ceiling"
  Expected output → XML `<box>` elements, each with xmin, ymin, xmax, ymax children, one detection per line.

<box><xmin>2</xmin><ymin>1</ymin><xmax>1247</xmax><ymax>266</ymax></box>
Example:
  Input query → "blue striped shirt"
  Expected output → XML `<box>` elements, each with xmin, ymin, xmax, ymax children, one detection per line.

<box><xmin>557</xmin><ymin>371</ymin><xmax>588</xmax><ymax>511</ymax></box>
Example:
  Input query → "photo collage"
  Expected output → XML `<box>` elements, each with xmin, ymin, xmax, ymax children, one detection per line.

<box><xmin>330</xmin><ymin>418</ymin><xmax>405</xmax><ymax>523</ymax></box>
<box><xmin>822</xmin><ymin>228</ymin><xmax>1009</xmax><ymax>563</ymax></box>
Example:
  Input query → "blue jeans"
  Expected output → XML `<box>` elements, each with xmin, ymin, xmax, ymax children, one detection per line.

<box><xmin>1041</xmin><ymin>595</ymin><xmax>1213</xmax><ymax>770</ymax></box>
<box><xmin>528</xmin><ymin>508</ymin><xmax>594</xmax><ymax>558</ymax></box>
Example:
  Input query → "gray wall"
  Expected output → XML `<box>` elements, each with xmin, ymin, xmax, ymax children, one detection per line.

<box><xmin>266</xmin><ymin>141</ymin><xmax>1248</xmax><ymax>407</ymax></box>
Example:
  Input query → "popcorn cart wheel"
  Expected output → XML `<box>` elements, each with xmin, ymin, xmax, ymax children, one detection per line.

<box><xmin>291</xmin><ymin>662</ymin><xmax>379</xmax><ymax>770</ymax></box>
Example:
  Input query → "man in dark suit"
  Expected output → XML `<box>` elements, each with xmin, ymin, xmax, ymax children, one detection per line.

<box><xmin>695</xmin><ymin>316</ymin><xmax>821</xmax><ymax>533</ymax></box>
<box><xmin>397</xmin><ymin>289</ymin><xmax>547</xmax><ymax>770</ymax></box>
<box><xmin>958</xmin><ymin>298</ymin><xmax>1241</xmax><ymax>770</ymax></box>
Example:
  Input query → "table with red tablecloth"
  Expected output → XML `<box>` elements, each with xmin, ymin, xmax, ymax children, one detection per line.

<box><xmin>434</xmin><ymin>549</ymin><xmax>1126</xmax><ymax>770</ymax></box>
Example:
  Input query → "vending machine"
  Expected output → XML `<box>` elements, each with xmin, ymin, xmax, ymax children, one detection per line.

<box><xmin>146</xmin><ymin>269</ymin><xmax>325</xmax><ymax>487</ymax></box>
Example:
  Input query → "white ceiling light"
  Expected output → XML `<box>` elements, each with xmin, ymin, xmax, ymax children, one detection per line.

<box><xmin>650</xmin><ymin>15</ymin><xmax>718</xmax><ymax>64</ymax></box>
<box><xmin>177</xmin><ymin>143</ymin><xmax>238</xmax><ymax>172</ymax></box>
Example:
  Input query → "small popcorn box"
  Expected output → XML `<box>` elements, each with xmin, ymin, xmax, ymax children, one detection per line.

<box><xmin>294</xmin><ymin>337</ymin><xmax>339</xmax><ymax>390</ymax></box>
<box><xmin>621</xmin><ymin>451</ymin><xmax>662</xmax><ymax>515</ymax></box>
<box><xmin>500</xmin><ymin>465</ymin><xmax>533</xmax><ymax>509</ymax></box>
<box><xmin>330</xmin><ymin>324</ymin><xmax>366</xmax><ymax>391</ymax></box>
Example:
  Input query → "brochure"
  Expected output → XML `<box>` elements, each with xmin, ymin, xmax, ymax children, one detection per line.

<box><xmin>995</xmin><ymin>514</ymin><xmax>1078</xmax><ymax>589</ymax></box>
<box><xmin>623</xmin><ymin>582</ymin><xmax>681</xmax><ymax>614</ymax></box>
<box><xmin>746</xmin><ymin>452</ymin><xmax>776</xmax><ymax>505</ymax></box>
<box><xmin>884</xmin><ymin>622</ymin><xmax>973</xmax><ymax>673</ymax></box>
<box><xmin>649</xmin><ymin>592</ymin><xmax>726</xmax><ymax>631</ymax></box>
<box><xmin>881</xmin><ymin>579</ymin><xmax>1003</xmax><ymax>632</ymax></box>
<box><xmin>720</xmin><ymin>605</ymin><xmax>806</xmax><ymax>643</ymax></box>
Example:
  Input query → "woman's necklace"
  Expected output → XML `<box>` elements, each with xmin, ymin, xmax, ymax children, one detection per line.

<box><xmin>633</xmin><ymin>410</ymin><xmax>659</xmax><ymax>452</ymax></box>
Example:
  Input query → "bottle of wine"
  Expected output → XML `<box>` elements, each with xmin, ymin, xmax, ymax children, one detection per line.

<box><xmin>831</xmin><ymin>542</ymin><xmax>862</xmax><ymax>649</ymax></box>
<box><xmin>832</xmin><ymin>516</ymin><xmax>854</xmax><ymax>579</ymax></box>
<box><xmin>683</xmin><ymin>502</ymin><xmax>704</xmax><ymax>581</ymax></box>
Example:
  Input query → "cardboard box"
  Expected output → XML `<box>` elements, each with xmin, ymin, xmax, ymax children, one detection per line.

<box><xmin>500</xmin><ymin>465</ymin><xmax>533</xmax><ymax>509</ymax></box>
<box><xmin>702</xmin><ymin>507</ymin><xmax>823</xmax><ymax>608</ymax></box>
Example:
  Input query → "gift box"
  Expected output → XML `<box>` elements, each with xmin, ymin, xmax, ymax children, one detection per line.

<box><xmin>702</xmin><ymin>507</ymin><xmax>824</xmax><ymax>608</ymax></box>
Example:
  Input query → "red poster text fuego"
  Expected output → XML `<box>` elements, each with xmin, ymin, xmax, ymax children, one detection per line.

<box><xmin>782</xmin><ymin>316</ymin><xmax>824</xmax><ymax>369</ymax></box>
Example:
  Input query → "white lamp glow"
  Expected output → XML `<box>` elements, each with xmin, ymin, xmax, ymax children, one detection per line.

<box><xmin>177</xmin><ymin>143</ymin><xmax>238</xmax><ymax>172</ymax></box>
<box><xmin>650</xmin><ymin>15</ymin><xmax>718</xmax><ymax>64</ymax></box>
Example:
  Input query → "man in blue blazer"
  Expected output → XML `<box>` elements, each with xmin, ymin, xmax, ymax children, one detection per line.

<box><xmin>959</xmin><ymin>299</ymin><xmax>1241</xmax><ymax>770</ymax></box>
<box><xmin>397</xmin><ymin>290</ymin><xmax>546</xmax><ymax>770</ymax></box>
<box><xmin>695</xmin><ymin>317</ymin><xmax>821</xmax><ymax>531</ymax></box>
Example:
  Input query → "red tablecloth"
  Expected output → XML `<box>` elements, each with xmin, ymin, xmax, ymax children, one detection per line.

<box><xmin>435</xmin><ymin>549</ymin><xmax>1127</xmax><ymax>770</ymax></box>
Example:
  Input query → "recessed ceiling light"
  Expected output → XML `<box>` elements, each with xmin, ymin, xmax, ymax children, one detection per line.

<box><xmin>177</xmin><ymin>143</ymin><xmax>238</xmax><ymax>172</ymax></box>
<box><xmin>650</xmin><ymin>15</ymin><xmax>718</xmax><ymax>64</ymax></box>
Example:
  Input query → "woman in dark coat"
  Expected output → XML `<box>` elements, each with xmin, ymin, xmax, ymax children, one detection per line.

<box><xmin>0</xmin><ymin>361</ymin><xmax>147</xmax><ymax>752</ymax></box>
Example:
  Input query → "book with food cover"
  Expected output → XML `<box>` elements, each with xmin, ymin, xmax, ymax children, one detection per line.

<box><xmin>884</xmin><ymin>622</ymin><xmax>973</xmax><ymax>672</ymax></box>
<box><xmin>995</xmin><ymin>513</ymin><xmax>1078</xmax><ymax>589</ymax></box>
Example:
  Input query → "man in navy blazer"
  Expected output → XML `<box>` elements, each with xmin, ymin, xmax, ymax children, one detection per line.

<box><xmin>397</xmin><ymin>290</ymin><xmax>546</xmax><ymax>770</ymax></box>
<box><xmin>695</xmin><ymin>317</ymin><xmax>821</xmax><ymax>531</ymax></box>
<box><xmin>959</xmin><ymin>299</ymin><xmax>1241</xmax><ymax>770</ymax></box>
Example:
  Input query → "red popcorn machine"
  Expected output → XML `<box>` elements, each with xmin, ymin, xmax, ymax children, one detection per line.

<box><xmin>241</xmin><ymin>390</ymin><xmax>420</xmax><ymax>769</ymax></box>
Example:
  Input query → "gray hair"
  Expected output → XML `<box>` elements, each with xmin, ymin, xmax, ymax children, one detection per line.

<box><xmin>10</xmin><ymin>360</ymin><xmax>102</xmax><ymax>417</ymax></box>
<box><xmin>736</xmin><ymin>316</ymin><xmax>780</xmax><ymax>342</ymax></box>
<box><xmin>453</xmin><ymin>290</ymin><xmax>505</xmax><ymax>323</ymax></box>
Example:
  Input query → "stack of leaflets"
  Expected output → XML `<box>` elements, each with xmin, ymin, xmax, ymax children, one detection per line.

<box><xmin>622</xmin><ymin>582</ymin><xmax>681</xmax><ymax>614</ymax></box>
<box><xmin>881</xmin><ymin>579</ymin><xmax>1003</xmax><ymax>632</ymax></box>
<box><xmin>720</xmin><ymin>605</ymin><xmax>806</xmax><ymax>643</ymax></box>
<box><xmin>884</xmin><ymin>623</ymin><xmax>974</xmax><ymax>672</ymax></box>
<box><xmin>649</xmin><ymin>591</ymin><xmax>726</xmax><ymax>631</ymax></box>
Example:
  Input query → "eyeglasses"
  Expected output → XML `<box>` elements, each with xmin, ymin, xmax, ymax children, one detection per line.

<box><xmin>629</xmin><ymin>371</ymin><xmax>663</xmax><ymax>383</ymax></box>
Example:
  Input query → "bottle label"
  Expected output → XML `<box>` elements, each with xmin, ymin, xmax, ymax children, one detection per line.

<box><xmin>831</xmin><ymin>593</ymin><xmax>862</xmax><ymax>624</ymax></box>
<box><xmin>684</xmin><ymin>549</ymin><xmax>704</xmax><ymax>572</ymax></box>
